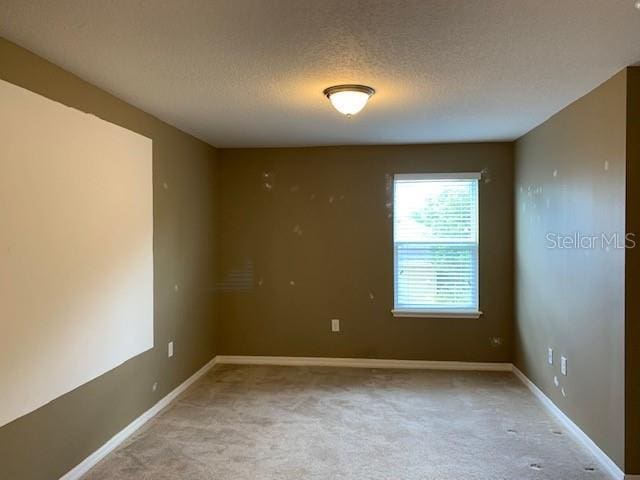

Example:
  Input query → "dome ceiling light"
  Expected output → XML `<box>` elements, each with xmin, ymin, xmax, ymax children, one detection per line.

<box><xmin>323</xmin><ymin>84</ymin><xmax>375</xmax><ymax>118</ymax></box>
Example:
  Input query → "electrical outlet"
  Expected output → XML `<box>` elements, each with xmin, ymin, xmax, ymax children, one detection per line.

<box><xmin>560</xmin><ymin>356</ymin><xmax>567</xmax><ymax>376</ymax></box>
<box><xmin>168</xmin><ymin>341</ymin><xmax>174</xmax><ymax>358</ymax></box>
<box><xmin>548</xmin><ymin>348</ymin><xmax>554</xmax><ymax>365</ymax></box>
<box><xmin>331</xmin><ymin>319</ymin><xmax>340</xmax><ymax>332</ymax></box>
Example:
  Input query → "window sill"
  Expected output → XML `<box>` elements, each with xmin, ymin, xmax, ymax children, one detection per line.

<box><xmin>391</xmin><ymin>310</ymin><xmax>483</xmax><ymax>319</ymax></box>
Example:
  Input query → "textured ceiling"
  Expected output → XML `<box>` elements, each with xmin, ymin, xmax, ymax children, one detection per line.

<box><xmin>1</xmin><ymin>1</ymin><xmax>640</xmax><ymax>147</ymax></box>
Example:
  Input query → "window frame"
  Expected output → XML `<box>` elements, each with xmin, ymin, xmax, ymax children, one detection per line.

<box><xmin>391</xmin><ymin>172</ymin><xmax>482</xmax><ymax>319</ymax></box>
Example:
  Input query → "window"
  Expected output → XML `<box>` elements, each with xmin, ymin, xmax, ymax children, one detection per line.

<box><xmin>392</xmin><ymin>173</ymin><xmax>481</xmax><ymax>318</ymax></box>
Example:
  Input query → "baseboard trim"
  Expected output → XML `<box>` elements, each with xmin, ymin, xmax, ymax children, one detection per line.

<box><xmin>215</xmin><ymin>355</ymin><xmax>512</xmax><ymax>371</ymax></box>
<box><xmin>511</xmin><ymin>366</ymin><xmax>626</xmax><ymax>480</ymax></box>
<box><xmin>59</xmin><ymin>356</ymin><xmax>219</xmax><ymax>480</ymax></box>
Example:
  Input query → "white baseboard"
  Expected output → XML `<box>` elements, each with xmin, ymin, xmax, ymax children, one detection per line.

<box><xmin>215</xmin><ymin>355</ymin><xmax>513</xmax><ymax>371</ymax></box>
<box><xmin>511</xmin><ymin>366</ymin><xmax>626</xmax><ymax>480</ymax></box>
<box><xmin>59</xmin><ymin>356</ymin><xmax>219</xmax><ymax>480</ymax></box>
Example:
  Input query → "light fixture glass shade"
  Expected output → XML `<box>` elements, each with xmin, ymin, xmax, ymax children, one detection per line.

<box><xmin>323</xmin><ymin>85</ymin><xmax>375</xmax><ymax>117</ymax></box>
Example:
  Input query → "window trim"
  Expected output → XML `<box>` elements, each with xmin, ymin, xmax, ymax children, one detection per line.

<box><xmin>391</xmin><ymin>309</ymin><xmax>483</xmax><ymax>319</ymax></box>
<box><xmin>392</xmin><ymin>172</ymin><xmax>481</xmax><ymax>319</ymax></box>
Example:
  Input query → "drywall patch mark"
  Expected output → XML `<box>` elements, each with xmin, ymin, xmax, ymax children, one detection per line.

<box><xmin>553</xmin><ymin>169</ymin><xmax>558</xmax><ymax>178</ymax></box>
<box><xmin>292</xmin><ymin>224</ymin><xmax>303</xmax><ymax>236</ymax></box>
<box><xmin>309</xmin><ymin>193</ymin><xmax>316</xmax><ymax>200</ymax></box>
<box><xmin>490</xmin><ymin>336</ymin><xmax>503</xmax><ymax>347</ymax></box>
<box><xmin>561</xmin><ymin>387</ymin><xmax>567</xmax><ymax>397</ymax></box>
<box><xmin>553</xmin><ymin>375</ymin><xmax>559</xmax><ymax>387</ymax></box>
<box><xmin>481</xmin><ymin>167</ymin><xmax>491</xmax><ymax>184</ymax></box>
<box><xmin>604</xmin><ymin>160</ymin><xmax>610</xmax><ymax>171</ymax></box>
<box><xmin>368</xmin><ymin>292</ymin><xmax>375</xmax><ymax>300</ymax></box>
<box><xmin>162</xmin><ymin>181</ymin><xmax>169</xmax><ymax>190</ymax></box>
<box><xmin>289</xmin><ymin>280</ymin><xmax>295</xmax><ymax>286</ymax></box>
<box><xmin>174</xmin><ymin>284</ymin><xmax>179</xmax><ymax>292</ymax></box>
<box><xmin>261</xmin><ymin>171</ymin><xmax>275</xmax><ymax>192</ymax></box>
<box><xmin>328</xmin><ymin>195</ymin><xmax>334</xmax><ymax>203</ymax></box>
<box><xmin>257</xmin><ymin>277</ymin><xmax>263</xmax><ymax>287</ymax></box>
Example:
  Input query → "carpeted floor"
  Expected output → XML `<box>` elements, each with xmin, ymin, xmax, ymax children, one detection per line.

<box><xmin>84</xmin><ymin>365</ymin><xmax>608</xmax><ymax>479</ymax></box>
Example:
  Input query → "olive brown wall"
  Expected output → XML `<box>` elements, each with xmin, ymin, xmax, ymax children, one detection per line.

<box><xmin>625</xmin><ymin>66</ymin><xmax>640</xmax><ymax>474</ymax></box>
<box><xmin>216</xmin><ymin>144</ymin><xmax>514</xmax><ymax>362</ymax></box>
<box><xmin>514</xmin><ymin>70</ymin><xmax>627</xmax><ymax>469</ymax></box>
<box><xmin>0</xmin><ymin>38</ymin><xmax>219</xmax><ymax>480</ymax></box>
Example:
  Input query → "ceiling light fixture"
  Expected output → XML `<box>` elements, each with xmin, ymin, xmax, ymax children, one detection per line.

<box><xmin>323</xmin><ymin>84</ymin><xmax>375</xmax><ymax>118</ymax></box>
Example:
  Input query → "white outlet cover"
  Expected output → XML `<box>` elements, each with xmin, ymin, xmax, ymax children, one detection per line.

<box><xmin>561</xmin><ymin>356</ymin><xmax>567</xmax><ymax>376</ymax></box>
<box><xmin>331</xmin><ymin>319</ymin><xmax>340</xmax><ymax>332</ymax></box>
<box><xmin>168</xmin><ymin>341</ymin><xmax>174</xmax><ymax>358</ymax></box>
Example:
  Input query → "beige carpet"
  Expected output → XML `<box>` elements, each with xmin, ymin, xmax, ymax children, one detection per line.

<box><xmin>84</xmin><ymin>365</ymin><xmax>607</xmax><ymax>479</ymax></box>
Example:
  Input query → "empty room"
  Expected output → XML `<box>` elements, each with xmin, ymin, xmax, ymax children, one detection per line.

<box><xmin>1</xmin><ymin>1</ymin><xmax>639</xmax><ymax>479</ymax></box>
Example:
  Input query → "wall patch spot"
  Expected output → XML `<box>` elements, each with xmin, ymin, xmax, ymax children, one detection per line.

<box><xmin>553</xmin><ymin>169</ymin><xmax>558</xmax><ymax>178</ymax></box>
<box><xmin>289</xmin><ymin>280</ymin><xmax>295</xmax><ymax>286</ymax></box>
<box><xmin>174</xmin><ymin>284</ymin><xmax>179</xmax><ymax>292</ymax></box>
<box><xmin>328</xmin><ymin>196</ymin><xmax>334</xmax><ymax>203</ymax></box>
<box><xmin>262</xmin><ymin>171</ymin><xmax>275</xmax><ymax>192</ymax></box>
<box><xmin>293</xmin><ymin>225</ymin><xmax>303</xmax><ymax>236</ymax></box>
<box><xmin>553</xmin><ymin>375</ymin><xmax>559</xmax><ymax>387</ymax></box>
<box><xmin>481</xmin><ymin>167</ymin><xmax>491</xmax><ymax>184</ymax></box>
<box><xmin>368</xmin><ymin>292</ymin><xmax>375</xmax><ymax>300</ymax></box>
<box><xmin>162</xmin><ymin>181</ymin><xmax>169</xmax><ymax>190</ymax></box>
<box><xmin>604</xmin><ymin>161</ymin><xmax>609</xmax><ymax>171</ymax></box>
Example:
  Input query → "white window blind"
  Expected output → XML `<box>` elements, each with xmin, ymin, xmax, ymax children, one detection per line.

<box><xmin>393</xmin><ymin>173</ymin><xmax>480</xmax><ymax>317</ymax></box>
